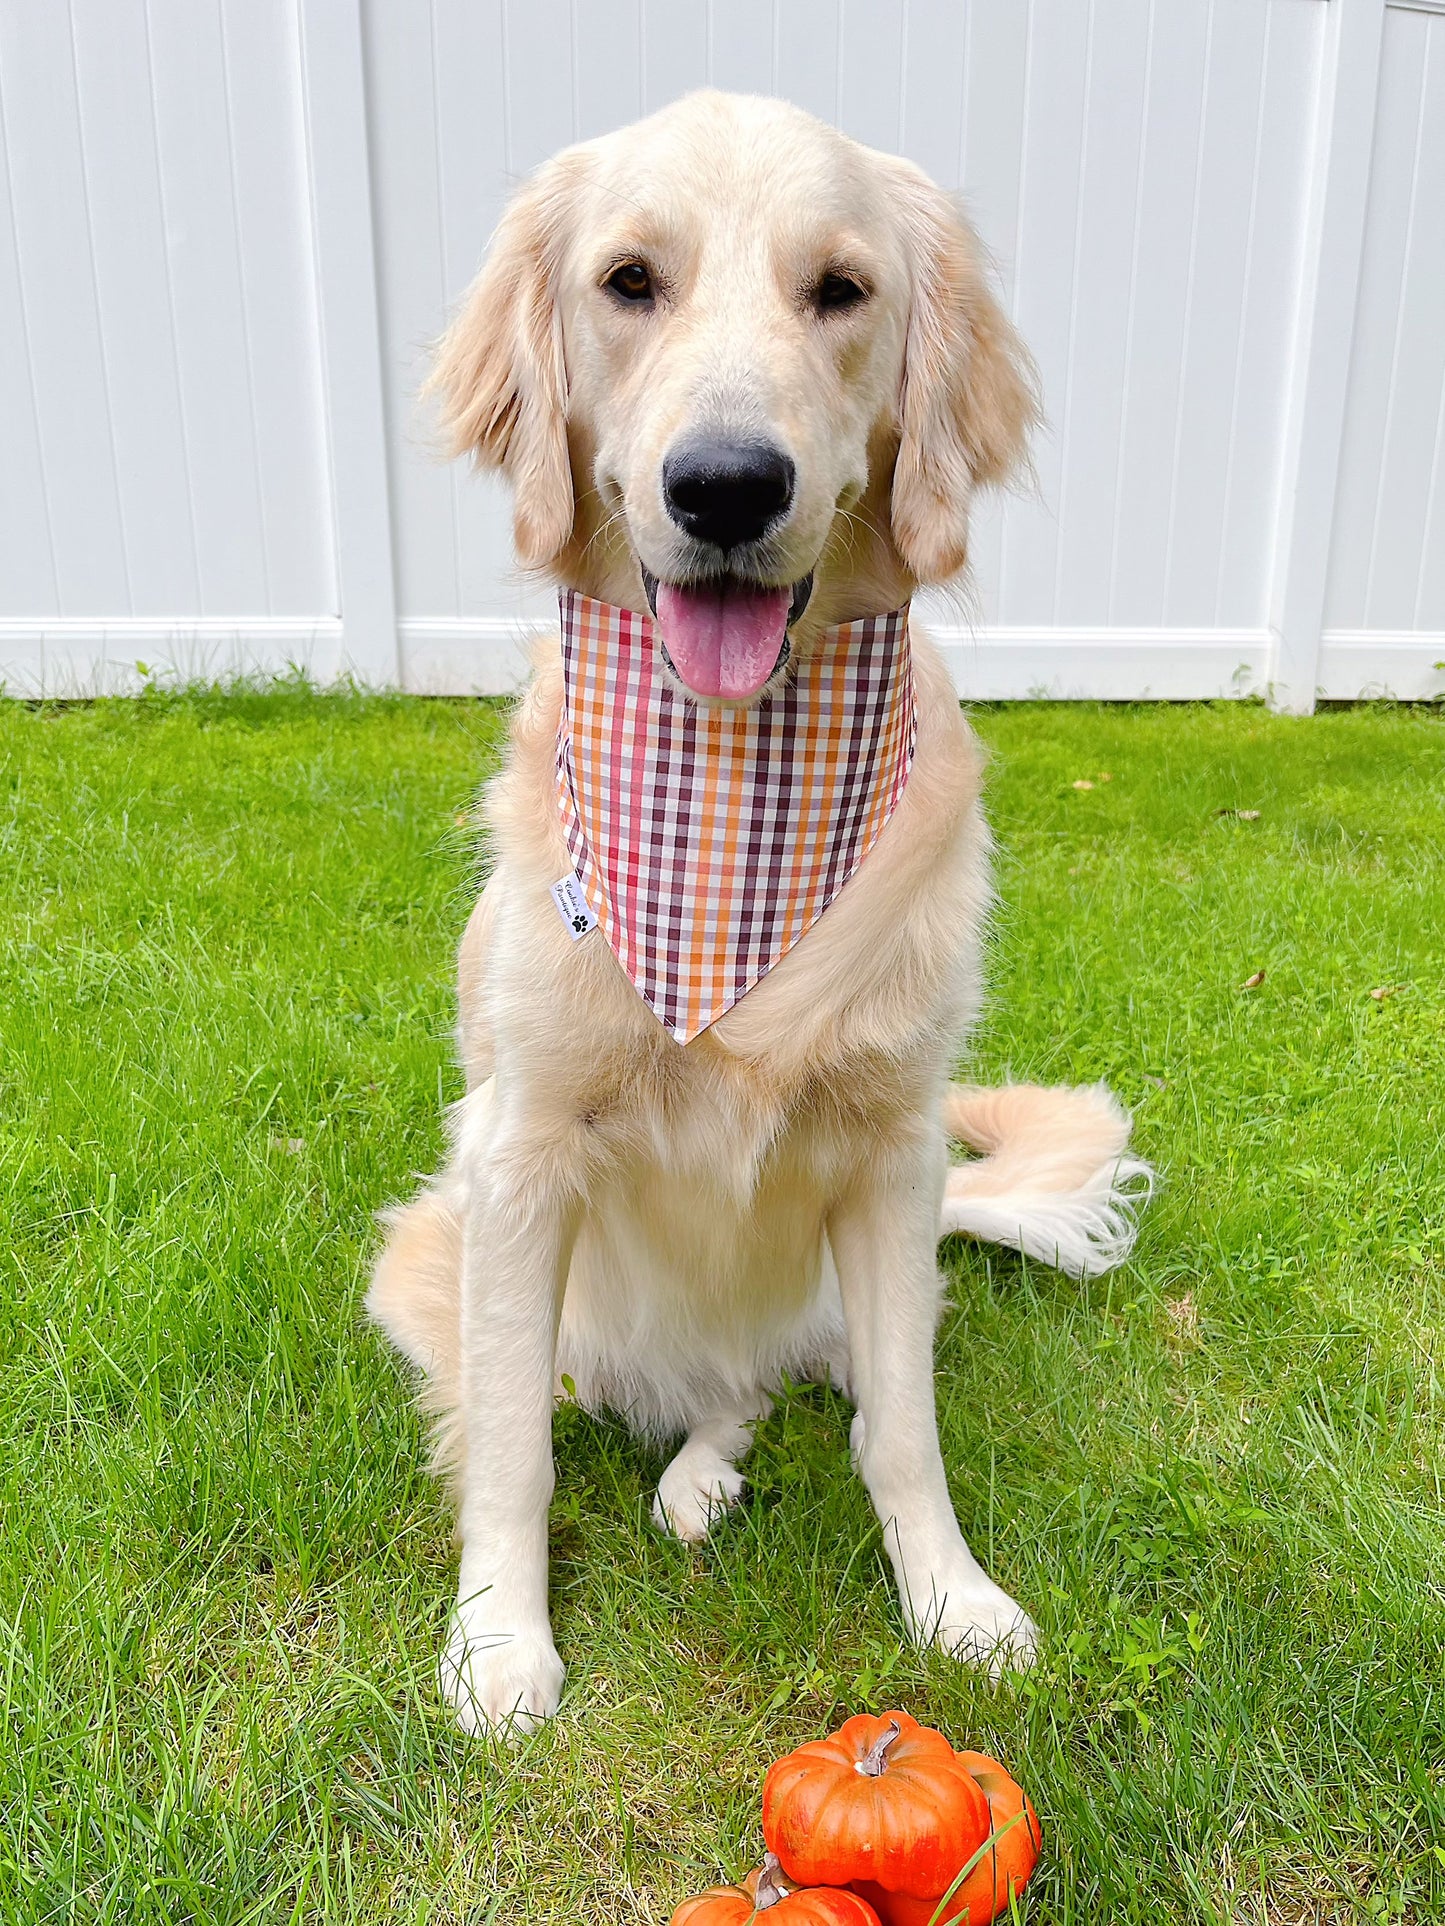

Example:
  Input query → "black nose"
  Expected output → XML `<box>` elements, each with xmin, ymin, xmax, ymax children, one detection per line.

<box><xmin>662</xmin><ymin>437</ymin><xmax>795</xmax><ymax>552</ymax></box>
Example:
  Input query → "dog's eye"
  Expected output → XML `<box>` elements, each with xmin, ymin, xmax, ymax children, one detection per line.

<box><xmin>815</xmin><ymin>271</ymin><xmax>868</xmax><ymax>314</ymax></box>
<box><xmin>605</xmin><ymin>261</ymin><xmax>654</xmax><ymax>305</ymax></box>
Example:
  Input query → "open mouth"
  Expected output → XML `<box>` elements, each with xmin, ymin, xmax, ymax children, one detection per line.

<box><xmin>641</xmin><ymin>568</ymin><xmax>813</xmax><ymax>700</ymax></box>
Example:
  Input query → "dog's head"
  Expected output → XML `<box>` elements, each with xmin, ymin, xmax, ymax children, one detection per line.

<box><xmin>431</xmin><ymin>91</ymin><xmax>1036</xmax><ymax>703</ymax></box>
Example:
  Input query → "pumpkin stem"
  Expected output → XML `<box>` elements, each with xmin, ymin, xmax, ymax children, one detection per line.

<box><xmin>754</xmin><ymin>1853</ymin><xmax>788</xmax><ymax>1910</ymax></box>
<box><xmin>856</xmin><ymin>1718</ymin><xmax>903</xmax><ymax>1777</ymax></box>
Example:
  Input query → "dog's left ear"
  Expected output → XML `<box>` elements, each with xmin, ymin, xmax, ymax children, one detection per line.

<box><xmin>427</xmin><ymin>155</ymin><xmax>580</xmax><ymax>569</ymax></box>
<box><xmin>885</xmin><ymin>159</ymin><xmax>1039</xmax><ymax>584</ymax></box>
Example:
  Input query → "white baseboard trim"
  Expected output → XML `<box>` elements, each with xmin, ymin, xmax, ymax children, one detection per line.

<box><xmin>1317</xmin><ymin>631</ymin><xmax>1445</xmax><ymax>702</ymax></box>
<box><xmin>2</xmin><ymin>617</ymin><xmax>1440</xmax><ymax>704</ymax></box>
<box><xmin>931</xmin><ymin>626</ymin><xmax>1271</xmax><ymax>700</ymax></box>
<box><xmin>0</xmin><ymin>617</ymin><xmax>346</xmax><ymax>698</ymax></box>
<box><xmin>397</xmin><ymin>617</ymin><xmax>544</xmax><ymax>695</ymax></box>
<box><xmin>393</xmin><ymin>619</ymin><xmax>1278</xmax><ymax>701</ymax></box>
<box><xmin>393</xmin><ymin>620</ymin><xmax>1280</xmax><ymax>701</ymax></box>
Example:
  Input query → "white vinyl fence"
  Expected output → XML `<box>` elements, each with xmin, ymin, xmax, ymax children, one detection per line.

<box><xmin>2</xmin><ymin>0</ymin><xmax>1442</xmax><ymax>710</ymax></box>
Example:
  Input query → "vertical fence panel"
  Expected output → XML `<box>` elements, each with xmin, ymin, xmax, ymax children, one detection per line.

<box><xmin>299</xmin><ymin>0</ymin><xmax>397</xmax><ymax>683</ymax></box>
<box><xmin>955</xmin><ymin>2</ymin><xmax>1031</xmax><ymax>631</ymax></box>
<box><xmin>1215</xmin><ymin>1</ymin><xmax>1323</xmax><ymax>636</ymax></box>
<box><xmin>994</xmin><ymin>0</ymin><xmax>1092</xmax><ymax>631</ymax></box>
<box><xmin>433</xmin><ymin>0</ymin><xmax>517</xmax><ymax>642</ymax></box>
<box><xmin>146</xmin><ymin>0</ymin><xmax>271</xmax><ymax>614</ymax></box>
<box><xmin>69</xmin><ymin>0</ymin><xmax>200</xmax><ymax>619</ymax></box>
<box><xmin>0</xmin><ymin>95</ymin><xmax>59</xmax><ymax>623</ymax></box>
<box><xmin>0</xmin><ymin>2</ymin><xmax>131</xmax><ymax>621</ymax></box>
<box><xmin>220</xmin><ymin>0</ymin><xmax>336</xmax><ymax>617</ymax></box>
<box><xmin>1163</xmin><ymin>0</ymin><xmax>1272</xmax><ymax>630</ymax></box>
<box><xmin>0</xmin><ymin>0</ymin><xmax>336</xmax><ymax>695</ymax></box>
<box><xmin>1321</xmin><ymin>3</ymin><xmax>1445</xmax><ymax>696</ymax></box>
<box><xmin>1267</xmin><ymin>0</ymin><xmax>1389</xmax><ymax>711</ymax></box>
<box><xmin>362</xmin><ymin>0</ymin><xmax>457</xmax><ymax>640</ymax></box>
<box><xmin>1106</xmin><ymin>1</ymin><xmax>1213</xmax><ymax>635</ymax></box>
<box><xmin>1049</xmin><ymin>0</ymin><xmax>1152</xmax><ymax>632</ymax></box>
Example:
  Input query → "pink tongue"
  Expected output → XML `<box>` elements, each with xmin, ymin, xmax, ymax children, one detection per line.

<box><xmin>655</xmin><ymin>580</ymin><xmax>790</xmax><ymax>699</ymax></box>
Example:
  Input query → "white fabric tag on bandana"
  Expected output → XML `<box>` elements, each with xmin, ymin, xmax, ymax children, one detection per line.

<box><xmin>550</xmin><ymin>872</ymin><xmax>599</xmax><ymax>940</ymax></box>
<box><xmin>554</xmin><ymin>589</ymin><xmax>915</xmax><ymax>1042</ymax></box>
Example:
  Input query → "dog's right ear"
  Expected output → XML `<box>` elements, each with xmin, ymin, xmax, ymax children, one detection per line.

<box><xmin>428</xmin><ymin>158</ymin><xmax>578</xmax><ymax>569</ymax></box>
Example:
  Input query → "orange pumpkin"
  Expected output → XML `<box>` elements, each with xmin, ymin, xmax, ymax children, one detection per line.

<box><xmin>852</xmin><ymin>1752</ymin><xmax>1041</xmax><ymax>1926</ymax></box>
<box><xmin>762</xmin><ymin>1712</ymin><xmax>991</xmax><ymax>1898</ymax></box>
<box><xmin>671</xmin><ymin>1855</ymin><xmax>882</xmax><ymax>1926</ymax></box>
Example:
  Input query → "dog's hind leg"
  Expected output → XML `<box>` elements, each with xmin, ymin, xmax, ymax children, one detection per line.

<box><xmin>366</xmin><ymin>1183</ymin><xmax>466</xmax><ymax>1479</ymax></box>
<box><xmin>652</xmin><ymin>1397</ymin><xmax>770</xmax><ymax>1544</ymax></box>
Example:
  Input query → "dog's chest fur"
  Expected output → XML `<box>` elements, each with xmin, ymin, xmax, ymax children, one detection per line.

<box><xmin>472</xmin><ymin>629</ymin><xmax>990</xmax><ymax>1216</ymax></box>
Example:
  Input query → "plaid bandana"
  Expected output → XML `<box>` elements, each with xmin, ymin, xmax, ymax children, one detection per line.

<box><xmin>553</xmin><ymin>589</ymin><xmax>916</xmax><ymax>1043</ymax></box>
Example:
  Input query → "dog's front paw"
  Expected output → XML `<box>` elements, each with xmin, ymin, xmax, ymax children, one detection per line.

<box><xmin>439</xmin><ymin>1615</ymin><xmax>564</xmax><ymax>1738</ymax></box>
<box><xmin>652</xmin><ymin>1451</ymin><xmax>746</xmax><ymax>1544</ymax></box>
<box><xmin>905</xmin><ymin>1573</ymin><xmax>1039</xmax><ymax>1680</ymax></box>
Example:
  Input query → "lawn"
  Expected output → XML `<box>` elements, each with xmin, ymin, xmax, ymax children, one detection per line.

<box><xmin>2</xmin><ymin>685</ymin><xmax>1442</xmax><ymax>1925</ymax></box>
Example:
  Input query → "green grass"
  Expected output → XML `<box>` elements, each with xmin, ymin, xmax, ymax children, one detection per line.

<box><xmin>2</xmin><ymin>685</ymin><xmax>1443</xmax><ymax>1924</ymax></box>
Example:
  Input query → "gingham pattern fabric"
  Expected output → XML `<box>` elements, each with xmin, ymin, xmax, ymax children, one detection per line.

<box><xmin>555</xmin><ymin>588</ymin><xmax>916</xmax><ymax>1043</ymax></box>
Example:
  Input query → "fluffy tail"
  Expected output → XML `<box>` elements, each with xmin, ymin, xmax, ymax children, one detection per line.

<box><xmin>940</xmin><ymin>1082</ymin><xmax>1154</xmax><ymax>1278</ymax></box>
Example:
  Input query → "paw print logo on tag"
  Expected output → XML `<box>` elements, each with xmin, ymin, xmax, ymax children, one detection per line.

<box><xmin>550</xmin><ymin>873</ymin><xmax>599</xmax><ymax>941</ymax></box>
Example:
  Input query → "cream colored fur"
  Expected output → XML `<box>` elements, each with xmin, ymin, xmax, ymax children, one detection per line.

<box><xmin>368</xmin><ymin>92</ymin><xmax>1151</xmax><ymax>1735</ymax></box>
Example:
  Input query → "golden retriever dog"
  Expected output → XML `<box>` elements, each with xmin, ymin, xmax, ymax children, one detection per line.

<box><xmin>369</xmin><ymin>91</ymin><xmax>1151</xmax><ymax>1735</ymax></box>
